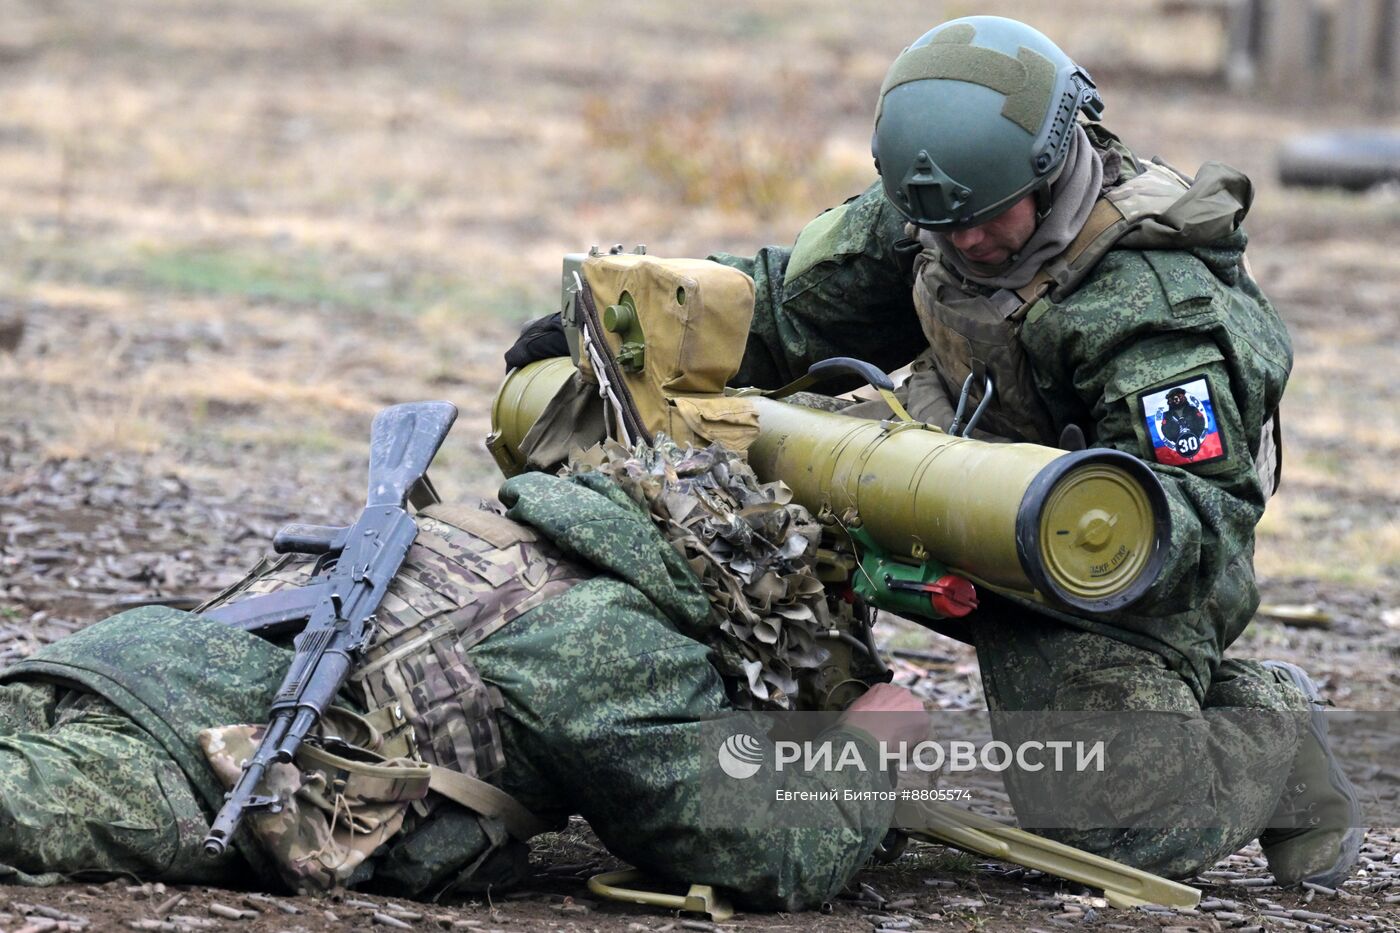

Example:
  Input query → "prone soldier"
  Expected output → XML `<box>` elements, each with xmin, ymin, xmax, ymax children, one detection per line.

<box><xmin>0</xmin><ymin>424</ymin><xmax>910</xmax><ymax>909</ymax></box>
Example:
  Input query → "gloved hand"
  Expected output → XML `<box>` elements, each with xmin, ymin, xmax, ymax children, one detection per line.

<box><xmin>504</xmin><ymin>312</ymin><xmax>569</xmax><ymax>371</ymax></box>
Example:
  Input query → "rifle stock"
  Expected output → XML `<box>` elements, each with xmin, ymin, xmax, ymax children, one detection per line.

<box><xmin>367</xmin><ymin>401</ymin><xmax>459</xmax><ymax>507</ymax></box>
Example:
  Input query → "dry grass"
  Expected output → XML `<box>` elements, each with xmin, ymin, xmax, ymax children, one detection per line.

<box><xmin>580</xmin><ymin>78</ymin><xmax>870</xmax><ymax>220</ymax></box>
<box><xmin>1257</xmin><ymin>496</ymin><xmax>1400</xmax><ymax>584</ymax></box>
<box><xmin>46</xmin><ymin>382</ymin><xmax>165</xmax><ymax>459</ymax></box>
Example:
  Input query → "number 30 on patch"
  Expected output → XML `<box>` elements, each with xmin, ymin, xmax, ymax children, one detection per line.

<box><xmin>1139</xmin><ymin>376</ymin><xmax>1227</xmax><ymax>467</ymax></box>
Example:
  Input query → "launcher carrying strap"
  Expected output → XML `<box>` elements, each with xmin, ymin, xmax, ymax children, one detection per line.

<box><xmin>759</xmin><ymin>356</ymin><xmax>915</xmax><ymax>423</ymax></box>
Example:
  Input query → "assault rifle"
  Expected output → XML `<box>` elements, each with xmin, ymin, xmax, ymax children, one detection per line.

<box><xmin>201</xmin><ymin>400</ymin><xmax>457</xmax><ymax>857</ymax></box>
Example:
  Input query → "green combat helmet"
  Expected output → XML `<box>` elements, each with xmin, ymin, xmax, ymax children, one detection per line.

<box><xmin>873</xmin><ymin>16</ymin><xmax>1104</xmax><ymax>229</ymax></box>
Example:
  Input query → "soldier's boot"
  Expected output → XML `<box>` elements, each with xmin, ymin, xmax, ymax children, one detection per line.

<box><xmin>1258</xmin><ymin>661</ymin><xmax>1365</xmax><ymax>889</ymax></box>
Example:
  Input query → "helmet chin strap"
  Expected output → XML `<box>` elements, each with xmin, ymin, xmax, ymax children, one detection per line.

<box><xmin>1034</xmin><ymin>182</ymin><xmax>1055</xmax><ymax>223</ymax></box>
<box><xmin>1033</xmin><ymin>153</ymin><xmax>1067</xmax><ymax>222</ymax></box>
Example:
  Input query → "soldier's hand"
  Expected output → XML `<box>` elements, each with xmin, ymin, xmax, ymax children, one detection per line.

<box><xmin>841</xmin><ymin>683</ymin><xmax>928</xmax><ymax>748</ymax></box>
<box><xmin>504</xmin><ymin>312</ymin><xmax>569</xmax><ymax>371</ymax></box>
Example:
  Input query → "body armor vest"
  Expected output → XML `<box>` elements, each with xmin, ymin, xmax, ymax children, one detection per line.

<box><xmin>912</xmin><ymin>257</ymin><xmax>1059</xmax><ymax>445</ymax></box>
<box><xmin>203</xmin><ymin>501</ymin><xmax>589</xmax><ymax>788</ymax></box>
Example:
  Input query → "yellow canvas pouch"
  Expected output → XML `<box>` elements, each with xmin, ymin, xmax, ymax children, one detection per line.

<box><xmin>577</xmin><ymin>255</ymin><xmax>760</xmax><ymax>450</ymax></box>
<box><xmin>669</xmin><ymin>396</ymin><xmax>760</xmax><ymax>450</ymax></box>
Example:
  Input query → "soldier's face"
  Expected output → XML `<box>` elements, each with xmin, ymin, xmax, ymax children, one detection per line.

<box><xmin>946</xmin><ymin>195</ymin><xmax>1039</xmax><ymax>266</ymax></box>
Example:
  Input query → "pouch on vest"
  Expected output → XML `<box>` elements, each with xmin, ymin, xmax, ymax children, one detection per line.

<box><xmin>199</xmin><ymin>710</ymin><xmax>431</xmax><ymax>894</ymax></box>
<box><xmin>568</xmin><ymin>254</ymin><xmax>762</xmax><ymax>451</ymax></box>
<box><xmin>910</xmin><ymin>263</ymin><xmax>1060</xmax><ymax>445</ymax></box>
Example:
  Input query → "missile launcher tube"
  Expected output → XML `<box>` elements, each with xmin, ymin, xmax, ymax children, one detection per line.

<box><xmin>744</xmin><ymin>397</ymin><xmax>1168</xmax><ymax>614</ymax></box>
<box><xmin>487</xmin><ymin>355</ymin><xmax>578</xmax><ymax>478</ymax></box>
<box><xmin>489</xmin><ymin>359</ymin><xmax>1169</xmax><ymax>615</ymax></box>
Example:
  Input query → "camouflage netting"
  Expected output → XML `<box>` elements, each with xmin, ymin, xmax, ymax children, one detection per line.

<box><xmin>778</xmin><ymin>391</ymin><xmax>856</xmax><ymax>413</ymax></box>
<box><xmin>567</xmin><ymin>437</ymin><xmax>835</xmax><ymax>710</ymax></box>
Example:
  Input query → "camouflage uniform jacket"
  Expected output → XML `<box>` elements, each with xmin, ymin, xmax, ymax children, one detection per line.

<box><xmin>711</xmin><ymin>146</ymin><xmax>1293</xmax><ymax>701</ymax></box>
<box><xmin>0</xmin><ymin>471</ymin><xmax>894</xmax><ymax>910</ymax></box>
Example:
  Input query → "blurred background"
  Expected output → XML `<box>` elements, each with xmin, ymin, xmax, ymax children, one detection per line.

<box><xmin>0</xmin><ymin>0</ymin><xmax>1396</xmax><ymax>705</ymax></box>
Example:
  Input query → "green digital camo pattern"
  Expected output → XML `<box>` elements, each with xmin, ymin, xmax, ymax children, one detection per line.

<box><xmin>713</xmin><ymin>183</ymin><xmax>923</xmax><ymax>391</ymax></box>
<box><xmin>497</xmin><ymin>469</ymin><xmax>712</xmax><ymax>632</ymax></box>
<box><xmin>0</xmin><ymin>679</ymin><xmax>245</xmax><ymax>886</ymax></box>
<box><xmin>0</xmin><ymin>607</ymin><xmax>292</xmax><ymax>885</ymax></box>
<box><xmin>970</xmin><ymin>592</ymin><xmax>1308</xmax><ymax>879</ymax></box>
<box><xmin>713</xmin><ymin>150</ymin><xmax>1298</xmax><ymax>877</ymax></box>
<box><xmin>0</xmin><ymin>473</ymin><xmax>894</xmax><ymax>909</ymax></box>
<box><xmin>0</xmin><ymin>609</ymin><xmax>511</xmax><ymax>897</ymax></box>
<box><xmin>495</xmin><ymin>471</ymin><xmax>895</xmax><ymax>910</ymax></box>
<box><xmin>364</xmin><ymin>797</ymin><xmax>518</xmax><ymax>898</ymax></box>
<box><xmin>1015</xmin><ymin>235</ymin><xmax>1291</xmax><ymax>697</ymax></box>
<box><xmin>474</xmin><ymin>590</ymin><xmax>892</xmax><ymax>909</ymax></box>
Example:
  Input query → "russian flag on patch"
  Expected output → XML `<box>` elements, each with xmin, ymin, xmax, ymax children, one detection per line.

<box><xmin>1140</xmin><ymin>376</ymin><xmax>1227</xmax><ymax>467</ymax></box>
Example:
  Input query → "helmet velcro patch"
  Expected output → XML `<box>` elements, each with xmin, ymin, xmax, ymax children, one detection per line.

<box><xmin>877</xmin><ymin>30</ymin><xmax>1055</xmax><ymax>135</ymax></box>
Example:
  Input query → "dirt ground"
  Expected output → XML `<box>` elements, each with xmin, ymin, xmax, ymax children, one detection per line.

<box><xmin>1</xmin><ymin>0</ymin><xmax>1398</xmax><ymax>930</ymax></box>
